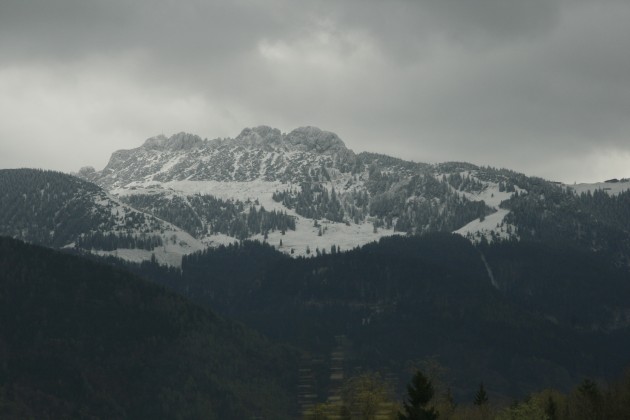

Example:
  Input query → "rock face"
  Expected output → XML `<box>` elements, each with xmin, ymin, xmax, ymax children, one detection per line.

<box><xmin>86</xmin><ymin>127</ymin><xmax>510</xmax><ymax>246</ymax></box>
<box><xmin>96</xmin><ymin>126</ymin><xmax>356</xmax><ymax>188</ymax></box>
<box><xmin>142</xmin><ymin>132</ymin><xmax>205</xmax><ymax>151</ymax></box>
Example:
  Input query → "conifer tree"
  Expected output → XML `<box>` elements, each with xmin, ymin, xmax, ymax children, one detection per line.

<box><xmin>474</xmin><ymin>382</ymin><xmax>488</xmax><ymax>406</ymax></box>
<box><xmin>398</xmin><ymin>371</ymin><xmax>438</xmax><ymax>420</ymax></box>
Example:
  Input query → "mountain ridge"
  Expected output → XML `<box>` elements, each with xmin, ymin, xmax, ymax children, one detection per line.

<box><xmin>4</xmin><ymin>125</ymin><xmax>628</xmax><ymax>267</ymax></box>
<box><xmin>74</xmin><ymin>126</ymin><xmax>515</xmax><ymax>259</ymax></box>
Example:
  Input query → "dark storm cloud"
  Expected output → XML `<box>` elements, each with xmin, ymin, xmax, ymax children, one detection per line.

<box><xmin>1</xmin><ymin>0</ymin><xmax>629</xmax><ymax>182</ymax></box>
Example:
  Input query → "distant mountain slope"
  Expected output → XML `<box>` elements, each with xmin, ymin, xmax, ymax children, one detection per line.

<box><xmin>0</xmin><ymin>169</ymin><xmax>203</xmax><ymax>265</ymax></box>
<box><xmin>502</xmin><ymin>180</ymin><xmax>630</xmax><ymax>264</ymax></box>
<box><xmin>0</xmin><ymin>237</ymin><xmax>298</xmax><ymax>418</ymax></box>
<box><xmin>130</xmin><ymin>234</ymin><xmax>630</xmax><ymax>402</ymax></box>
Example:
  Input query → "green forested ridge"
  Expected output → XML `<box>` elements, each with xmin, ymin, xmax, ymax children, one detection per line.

<box><xmin>481</xmin><ymin>240</ymin><xmax>630</xmax><ymax>331</ymax></box>
<box><xmin>117</xmin><ymin>233</ymin><xmax>630</xmax><ymax>404</ymax></box>
<box><xmin>0</xmin><ymin>236</ymin><xmax>298</xmax><ymax>418</ymax></box>
<box><xmin>501</xmin><ymin>181</ymin><xmax>630</xmax><ymax>262</ymax></box>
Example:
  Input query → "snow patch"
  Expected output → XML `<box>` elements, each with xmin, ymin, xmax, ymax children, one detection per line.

<box><xmin>112</xmin><ymin>179</ymin><xmax>401</xmax><ymax>257</ymax></box>
<box><xmin>454</xmin><ymin>208</ymin><xmax>516</xmax><ymax>244</ymax></box>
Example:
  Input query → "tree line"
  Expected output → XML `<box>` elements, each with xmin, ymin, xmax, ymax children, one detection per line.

<box><xmin>75</xmin><ymin>231</ymin><xmax>163</xmax><ymax>251</ymax></box>
<box><xmin>122</xmin><ymin>192</ymin><xmax>296</xmax><ymax>240</ymax></box>
<box><xmin>306</xmin><ymin>367</ymin><xmax>630</xmax><ymax>419</ymax></box>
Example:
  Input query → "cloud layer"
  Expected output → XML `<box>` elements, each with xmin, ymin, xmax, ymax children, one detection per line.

<box><xmin>1</xmin><ymin>0</ymin><xmax>629</xmax><ymax>182</ymax></box>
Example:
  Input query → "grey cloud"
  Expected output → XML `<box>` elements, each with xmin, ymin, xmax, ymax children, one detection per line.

<box><xmin>0</xmin><ymin>0</ymin><xmax>561</xmax><ymax>64</ymax></box>
<box><xmin>315</xmin><ymin>0</ymin><xmax>562</xmax><ymax>63</ymax></box>
<box><xmin>0</xmin><ymin>0</ymin><xmax>290</xmax><ymax>63</ymax></box>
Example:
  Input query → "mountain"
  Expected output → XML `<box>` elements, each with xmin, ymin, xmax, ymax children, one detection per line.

<box><xmin>76</xmin><ymin>127</ymin><xmax>519</xmax><ymax>259</ymax></box>
<box><xmin>0</xmin><ymin>169</ymin><xmax>204</xmax><ymax>265</ymax></box>
<box><xmin>3</xmin><ymin>126</ymin><xmax>630</xmax><ymax>410</ymax></box>
<box><xmin>78</xmin><ymin>126</ymin><xmax>630</xmax><ymax>266</ymax></box>
<box><xmin>68</xmin><ymin>122</ymin><xmax>630</xmax><ymax>402</ymax></box>
<box><xmin>0</xmin><ymin>236</ymin><xmax>298</xmax><ymax>418</ymax></box>
<box><xmin>83</xmin><ymin>127</ymin><xmax>354</xmax><ymax>188</ymax></box>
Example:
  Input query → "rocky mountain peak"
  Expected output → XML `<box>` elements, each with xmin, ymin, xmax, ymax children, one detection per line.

<box><xmin>234</xmin><ymin>125</ymin><xmax>348</xmax><ymax>154</ymax></box>
<box><xmin>286</xmin><ymin>126</ymin><xmax>347</xmax><ymax>153</ymax></box>
<box><xmin>235</xmin><ymin>126</ymin><xmax>283</xmax><ymax>148</ymax></box>
<box><xmin>142</xmin><ymin>132</ymin><xmax>204</xmax><ymax>151</ymax></box>
<box><xmin>76</xmin><ymin>166</ymin><xmax>98</xmax><ymax>183</ymax></box>
<box><xmin>90</xmin><ymin>126</ymin><xmax>357</xmax><ymax>188</ymax></box>
<box><xmin>142</xmin><ymin>134</ymin><xmax>168</xmax><ymax>149</ymax></box>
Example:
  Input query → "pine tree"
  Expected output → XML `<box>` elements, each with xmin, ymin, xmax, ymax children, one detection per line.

<box><xmin>474</xmin><ymin>382</ymin><xmax>488</xmax><ymax>406</ymax></box>
<box><xmin>398</xmin><ymin>371</ymin><xmax>438</xmax><ymax>420</ymax></box>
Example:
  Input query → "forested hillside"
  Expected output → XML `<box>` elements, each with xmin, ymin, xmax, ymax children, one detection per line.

<box><xmin>0</xmin><ymin>237</ymin><xmax>298</xmax><ymax>418</ymax></box>
<box><xmin>113</xmin><ymin>234</ymin><xmax>630</xmax><ymax>404</ymax></box>
<box><xmin>0</xmin><ymin>169</ymin><xmax>203</xmax><ymax>265</ymax></box>
<box><xmin>503</xmin><ymin>185</ymin><xmax>630</xmax><ymax>265</ymax></box>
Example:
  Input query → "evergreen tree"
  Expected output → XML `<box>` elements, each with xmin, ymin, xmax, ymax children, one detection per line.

<box><xmin>399</xmin><ymin>371</ymin><xmax>438</xmax><ymax>420</ymax></box>
<box><xmin>575</xmin><ymin>379</ymin><xmax>603</xmax><ymax>420</ymax></box>
<box><xmin>474</xmin><ymin>382</ymin><xmax>489</xmax><ymax>406</ymax></box>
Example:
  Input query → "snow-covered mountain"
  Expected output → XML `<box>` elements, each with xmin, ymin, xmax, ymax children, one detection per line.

<box><xmin>73</xmin><ymin>125</ymin><xmax>630</xmax><ymax>265</ymax></box>
<box><xmin>75</xmin><ymin>127</ymin><xmax>529</xmax><ymax>257</ymax></box>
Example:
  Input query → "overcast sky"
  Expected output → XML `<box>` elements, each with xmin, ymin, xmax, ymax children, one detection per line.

<box><xmin>1</xmin><ymin>0</ymin><xmax>629</xmax><ymax>183</ymax></box>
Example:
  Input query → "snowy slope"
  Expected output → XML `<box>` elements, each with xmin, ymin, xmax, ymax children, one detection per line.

<box><xmin>569</xmin><ymin>180</ymin><xmax>630</xmax><ymax>196</ymax></box>
<box><xmin>82</xmin><ymin>188</ymin><xmax>205</xmax><ymax>266</ymax></box>
<box><xmin>0</xmin><ymin>169</ymin><xmax>203</xmax><ymax>267</ymax></box>
<box><xmin>444</xmin><ymin>173</ymin><xmax>522</xmax><ymax>243</ymax></box>
<box><xmin>112</xmin><ymin>179</ymin><xmax>397</xmax><ymax>256</ymax></box>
